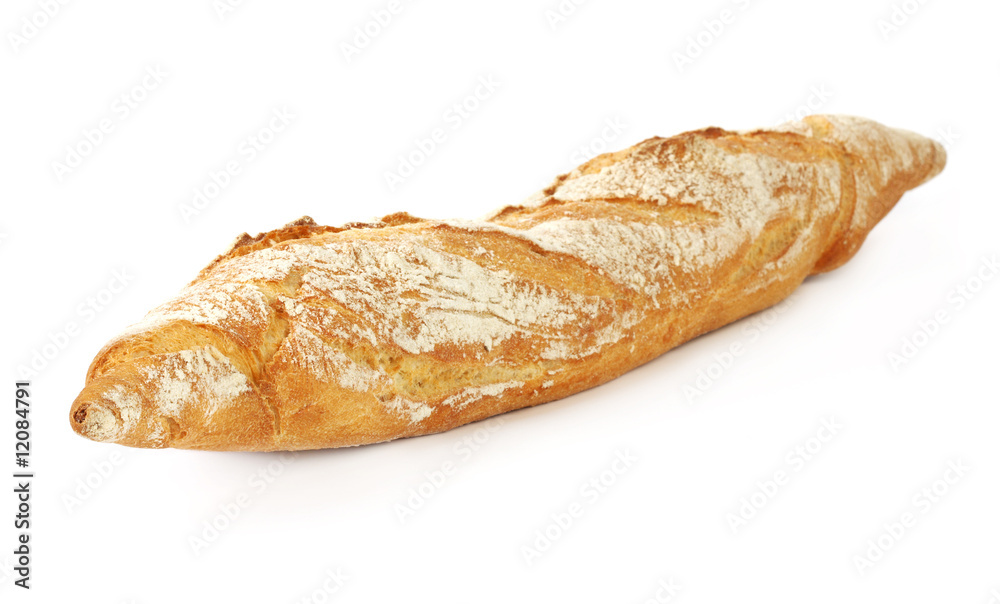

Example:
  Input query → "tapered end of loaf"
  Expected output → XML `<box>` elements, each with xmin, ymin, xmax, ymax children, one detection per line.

<box><xmin>778</xmin><ymin>114</ymin><xmax>946</xmax><ymax>183</ymax></box>
<box><xmin>71</xmin><ymin>401</ymin><xmax>118</xmax><ymax>442</ymax></box>
<box><xmin>70</xmin><ymin>368</ymin><xmax>175</xmax><ymax>449</ymax></box>
<box><xmin>70</xmin><ymin>344</ymin><xmax>277</xmax><ymax>450</ymax></box>
<box><xmin>908</xmin><ymin>131</ymin><xmax>947</xmax><ymax>185</ymax></box>
<box><xmin>775</xmin><ymin>114</ymin><xmax>947</xmax><ymax>273</ymax></box>
<box><xmin>781</xmin><ymin>114</ymin><xmax>946</xmax><ymax>189</ymax></box>
<box><xmin>70</xmin><ymin>381</ymin><xmax>137</xmax><ymax>445</ymax></box>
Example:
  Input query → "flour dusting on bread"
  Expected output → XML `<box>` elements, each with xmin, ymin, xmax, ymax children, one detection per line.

<box><xmin>69</xmin><ymin>115</ymin><xmax>946</xmax><ymax>450</ymax></box>
<box><xmin>139</xmin><ymin>347</ymin><xmax>250</xmax><ymax>418</ymax></box>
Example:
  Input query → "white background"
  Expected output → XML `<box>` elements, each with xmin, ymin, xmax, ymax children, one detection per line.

<box><xmin>1</xmin><ymin>0</ymin><xmax>997</xmax><ymax>602</ymax></box>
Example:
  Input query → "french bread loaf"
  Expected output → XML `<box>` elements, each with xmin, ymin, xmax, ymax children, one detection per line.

<box><xmin>69</xmin><ymin>115</ymin><xmax>946</xmax><ymax>451</ymax></box>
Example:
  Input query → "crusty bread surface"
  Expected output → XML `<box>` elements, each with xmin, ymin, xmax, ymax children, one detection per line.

<box><xmin>69</xmin><ymin>115</ymin><xmax>946</xmax><ymax>451</ymax></box>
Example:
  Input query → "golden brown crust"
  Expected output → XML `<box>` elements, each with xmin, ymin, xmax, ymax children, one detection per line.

<box><xmin>69</xmin><ymin>115</ymin><xmax>945</xmax><ymax>451</ymax></box>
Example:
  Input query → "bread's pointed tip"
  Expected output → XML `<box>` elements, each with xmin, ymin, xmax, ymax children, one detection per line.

<box><xmin>881</xmin><ymin>121</ymin><xmax>947</xmax><ymax>187</ymax></box>
<box><xmin>778</xmin><ymin>114</ymin><xmax>947</xmax><ymax>188</ymax></box>
<box><xmin>916</xmin><ymin>131</ymin><xmax>948</xmax><ymax>182</ymax></box>
<box><xmin>70</xmin><ymin>378</ymin><xmax>155</xmax><ymax>447</ymax></box>
<box><xmin>70</xmin><ymin>392</ymin><xmax>124</xmax><ymax>444</ymax></box>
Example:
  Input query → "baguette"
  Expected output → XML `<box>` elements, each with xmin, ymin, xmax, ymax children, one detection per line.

<box><xmin>69</xmin><ymin>115</ymin><xmax>946</xmax><ymax>451</ymax></box>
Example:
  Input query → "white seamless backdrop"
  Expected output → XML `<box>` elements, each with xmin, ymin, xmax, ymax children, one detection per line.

<box><xmin>1</xmin><ymin>0</ymin><xmax>997</xmax><ymax>602</ymax></box>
